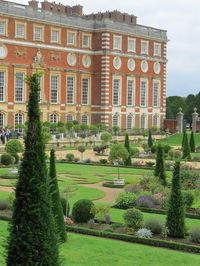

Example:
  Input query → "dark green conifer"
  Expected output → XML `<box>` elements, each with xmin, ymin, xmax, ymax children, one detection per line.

<box><xmin>155</xmin><ymin>144</ymin><xmax>166</xmax><ymax>186</ymax></box>
<box><xmin>49</xmin><ymin>149</ymin><xmax>66</xmax><ymax>243</ymax></box>
<box><xmin>182</xmin><ymin>132</ymin><xmax>186</xmax><ymax>148</ymax></box>
<box><xmin>124</xmin><ymin>133</ymin><xmax>132</xmax><ymax>166</ymax></box>
<box><xmin>190</xmin><ymin>131</ymin><xmax>195</xmax><ymax>152</ymax></box>
<box><xmin>166</xmin><ymin>161</ymin><xmax>185</xmax><ymax>238</ymax></box>
<box><xmin>182</xmin><ymin>133</ymin><xmax>191</xmax><ymax>159</ymax></box>
<box><xmin>6</xmin><ymin>74</ymin><xmax>59</xmax><ymax>266</ymax></box>
<box><xmin>148</xmin><ymin>129</ymin><xmax>153</xmax><ymax>148</ymax></box>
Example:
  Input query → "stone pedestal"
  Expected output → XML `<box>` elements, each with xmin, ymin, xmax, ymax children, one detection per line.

<box><xmin>192</xmin><ymin>108</ymin><xmax>198</xmax><ymax>133</ymax></box>
<box><xmin>176</xmin><ymin>107</ymin><xmax>184</xmax><ymax>133</ymax></box>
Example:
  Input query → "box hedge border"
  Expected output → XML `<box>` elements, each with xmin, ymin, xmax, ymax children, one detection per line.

<box><xmin>66</xmin><ymin>225</ymin><xmax>200</xmax><ymax>254</ymax></box>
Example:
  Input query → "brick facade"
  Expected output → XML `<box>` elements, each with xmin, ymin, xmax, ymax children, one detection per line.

<box><xmin>0</xmin><ymin>0</ymin><xmax>167</xmax><ymax>130</ymax></box>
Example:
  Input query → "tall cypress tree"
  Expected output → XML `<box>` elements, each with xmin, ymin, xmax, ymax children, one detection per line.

<box><xmin>190</xmin><ymin>131</ymin><xmax>195</xmax><ymax>152</ymax></box>
<box><xmin>166</xmin><ymin>161</ymin><xmax>185</xmax><ymax>238</ymax></box>
<box><xmin>155</xmin><ymin>144</ymin><xmax>166</xmax><ymax>186</ymax></box>
<box><xmin>182</xmin><ymin>132</ymin><xmax>186</xmax><ymax>148</ymax></box>
<box><xmin>7</xmin><ymin>74</ymin><xmax>59</xmax><ymax>266</ymax></box>
<box><xmin>49</xmin><ymin>149</ymin><xmax>66</xmax><ymax>243</ymax></box>
<box><xmin>148</xmin><ymin>129</ymin><xmax>153</xmax><ymax>148</ymax></box>
<box><xmin>182</xmin><ymin>133</ymin><xmax>191</xmax><ymax>159</ymax></box>
<box><xmin>124</xmin><ymin>133</ymin><xmax>132</xmax><ymax>166</ymax></box>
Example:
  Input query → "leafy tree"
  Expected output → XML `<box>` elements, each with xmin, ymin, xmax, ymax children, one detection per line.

<box><xmin>166</xmin><ymin>96</ymin><xmax>186</xmax><ymax>119</ymax></box>
<box><xmin>182</xmin><ymin>133</ymin><xmax>191</xmax><ymax>159</ymax></box>
<box><xmin>190</xmin><ymin>131</ymin><xmax>195</xmax><ymax>152</ymax></box>
<box><xmin>148</xmin><ymin>129</ymin><xmax>153</xmax><ymax>148</ymax></box>
<box><xmin>166</xmin><ymin>161</ymin><xmax>185</xmax><ymax>238</ymax></box>
<box><xmin>78</xmin><ymin>145</ymin><xmax>86</xmax><ymax>161</ymax></box>
<box><xmin>101</xmin><ymin>132</ymin><xmax>112</xmax><ymax>144</ymax></box>
<box><xmin>109</xmin><ymin>143</ymin><xmax>129</xmax><ymax>179</ymax></box>
<box><xmin>6</xmin><ymin>74</ymin><xmax>59</xmax><ymax>265</ymax></box>
<box><xmin>49</xmin><ymin>149</ymin><xmax>66</xmax><ymax>243</ymax></box>
<box><xmin>90</xmin><ymin>125</ymin><xmax>98</xmax><ymax>136</ymax></box>
<box><xmin>155</xmin><ymin>144</ymin><xmax>166</xmax><ymax>186</ymax></box>
<box><xmin>124</xmin><ymin>133</ymin><xmax>132</xmax><ymax>166</ymax></box>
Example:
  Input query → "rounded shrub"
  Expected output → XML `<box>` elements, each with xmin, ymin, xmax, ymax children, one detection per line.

<box><xmin>123</xmin><ymin>208</ymin><xmax>143</xmax><ymax>229</ymax></box>
<box><xmin>1</xmin><ymin>153</ymin><xmax>13</xmax><ymax>166</ymax></box>
<box><xmin>144</xmin><ymin>219</ymin><xmax>163</xmax><ymax>234</ymax></box>
<box><xmin>189</xmin><ymin>228</ymin><xmax>200</xmax><ymax>243</ymax></box>
<box><xmin>115</xmin><ymin>192</ymin><xmax>137</xmax><ymax>209</ymax></box>
<box><xmin>12</xmin><ymin>153</ymin><xmax>20</xmax><ymax>164</ymax></box>
<box><xmin>65</xmin><ymin>153</ymin><xmax>75</xmax><ymax>162</ymax></box>
<box><xmin>0</xmin><ymin>199</ymin><xmax>8</xmax><ymax>210</ymax></box>
<box><xmin>72</xmin><ymin>199</ymin><xmax>94</xmax><ymax>223</ymax></box>
<box><xmin>136</xmin><ymin>194</ymin><xmax>156</xmax><ymax>208</ymax></box>
<box><xmin>5</xmin><ymin>139</ymin><xmax>23</xmax><ymax>154</ymax></box>
<box><xmin>136</xmin><ymin>228</ymin><xmax>152</xmax><ymax>238</ymax></box>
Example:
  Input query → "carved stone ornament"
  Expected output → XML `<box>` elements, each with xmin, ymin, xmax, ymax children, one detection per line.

<box><xmin>14</xmin><ymin>47</ymin><xmax>27</xmax><ymax>58</ymax></box>
<box><xmin>50</xmin><ymin>52</ymin><xmax>61</xmax><ymax>61</ymax></box>
<box><xmin>32</xmin><ymin>48</ymin><xmax>45</xmax><ymax>68</ymax></box>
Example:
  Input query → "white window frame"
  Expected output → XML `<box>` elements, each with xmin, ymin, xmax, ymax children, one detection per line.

<box><xmin>66</xmin><ymin>76</ymin><xmax>75</xmax><ymax>104</ymax></box>
<box><xmin>141</xmin><ymin>40</ymin><xmax>149</xmax><ymax>55</ymax></box>
<box><xmin>0</xmin><ymin>112</ymin><xmax>4</xmax><ymax>128</ymax></box>
<box><xmin>128</xmin><ymin>38</ymin><xmax>136</xmax><ymax>52</ymax></box>
<box><xmin>50</xmin><ymin>113</ymin><xmax>58</xmax><ymax>123</ymax></box>
<box><xmin>113</xmin><ymin>35</ymin><xmax>122</xmax><ymax>50</ymax></box>
<box><xmin>140</xmin><ymin>79</ymin><xmax>148</xmax><ymax>107</ymax></box>
<box><xmin>153</xmin><ymin>80</ymin><xmax>160</xmax><ymax>108</ymax></box>
<box><xmin>67</xmin><ymin>30</ymin><xmax>76</xmax><ymax>46</ymax></box>
<box><xmin>112</xmin><ymin>76</ymin><xmax>121</xmax><ymax>106</ymax></box>
<box><xmin>0</xmin><ymin>19</ymin><xmax>7</xmax><ymax>36</ymax></box>
<box><xmin>127</xmin><ymin>114</ymin><xmax>133</xmax><ymax>130</ymax></box>
<box><xmin>112</xmin><ymin>114</ymin><xmax>120</xmax><ymax>127</ymax></box>
<box><xmin>51</xmin><ymin>28</ymin><xmax>60</xmax><ymax>43</ymax></box>
<box><xmin>15</xmin><ymin>22</ymin><xmax>26</xmax><ymax>39</ymax></box>
<box><xmin>50</xmin><ymin>74</ymin><xmax>59</xmax><ymax>104</ymax></box>
<box><xmin>127</xmin><ymin>77</ymin><xmax>135</xmax><ymax>106</ymax></box>
<box><xmin>0</xmin><ymin>71</ymin><xmax>6</xmax><ymax>102</ymax></box>
<box><xmin>140</xmin><ymin>114</ymin><xmax>146</xmax><ymax>129</ymax></box>
<box><xmin>154</xmin><ymin>42</ymin><xmax>161</xmax><ymax>57</ymax></box>
<box><xmin>153</xmin><ymin>114</ymin><xmax>159</xmax><ymax>127</ymax></box>
<box><xmin>15</xmin><ymin>72</ymin><xmax>25</xmax><ymax>103</ymax></box>
<box><xmin>82</xmin><ymin>33</ymin><xmax>91</xmax><ymax>48</ymax></box>
<box><xmin>66</xmin><ymin>114</ymin><xmax>74</xmax><ymax>122</ymax></box>
<box><xmin>81</xmin><ymin>77</ymin><xmax>90</xmax><ymax>105</ymax></box>
<box><xmin>81</xmin><ymin>114</ymin><xmax>88</xmax><ymax>125</ymax></box>
<box><xmin>33</xmin><ymin>25</ymin><xmax>44</xmax><ymax>41</ymax></box>
<box><xmin>15</xmin><ymin>113</ymin><xmax>23</xmax><ymax>133</ymax></box>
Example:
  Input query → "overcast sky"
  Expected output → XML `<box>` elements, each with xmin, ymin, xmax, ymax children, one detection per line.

<box><xmin>12</xmin><ymin>0</ymin><xmax>200</xmax><ymax>96</ymax></box>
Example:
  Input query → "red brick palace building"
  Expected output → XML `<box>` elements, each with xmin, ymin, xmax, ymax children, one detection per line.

<box><xmin>0</xmin><ymin>0</ymin><xmax>167</xmax><ymax>131</ymax></box>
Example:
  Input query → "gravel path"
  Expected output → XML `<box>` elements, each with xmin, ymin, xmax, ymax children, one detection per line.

<box><xmin>81</xmin><ymin>182</ymin><xmax>123</xmax><ymax>204</ymax></box>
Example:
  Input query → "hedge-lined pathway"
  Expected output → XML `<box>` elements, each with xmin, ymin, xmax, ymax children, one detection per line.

<box><xmin>81</xmin><ymin>182</ymin><xmax>123</xmax><ymax>204</ymax></box>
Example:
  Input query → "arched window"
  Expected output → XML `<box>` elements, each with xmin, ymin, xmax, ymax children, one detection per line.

<box><xmin>15</xmin><ymin>113</ymin><xmax>23</xmax><ymax>133</ymax></box>
<box><xmin>50</xmin><ymin>113</ymin><xmax>58</xmax><ymax>123</ymax></box>
<box><xmin>127</xmin><ymin>114</ymin><xmax>133</xmax><ymax>130</ymax></box>
<box><xmin>113</xmin><ymin>114</ymin><xmax>119</xmax><ymax>127</ymax></box>
<box><xmin>81</xmin><ymin>115</ymin><xmax>88</xmax><ymax>125</ymax></box>
<box><xmin>0</xmin><ymin>113</ymin><xmax>4</xmax><ymax>128</ymax></box>
<box><xmin>140</xmin><ymin>114</ymin><xmax>146</xmax><ymax>129</ymax></box>
<box><xmin>153</xmin><ymin>114</ymin><xmax>158</xmax><ymax>127</ymax></box>
<box><xmin>66</xmin><ymin>114</ymin><xmax>73</xmax><ymax>122</ymax></box>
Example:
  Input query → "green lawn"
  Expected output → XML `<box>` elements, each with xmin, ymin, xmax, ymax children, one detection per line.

<box><xmin>160</xmin><ymin>133</ymin><xmax>200</xmax><ymax>146</ymax></box>
<box><xmin>0</xmin><ymin>221</ymin><xmax>200</xmax><ymax>266</ymax></box>
<box><xmin>109</xmin><ymin>208</ymin><xmax>200</xmax><ymax>231</ymax></box>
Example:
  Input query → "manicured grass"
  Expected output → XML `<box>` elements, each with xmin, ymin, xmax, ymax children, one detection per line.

<box><xmin>109</xmin><ymin>208</ymin><xmax>200</xmax><ymax>230</ymax></box>
<box><xmin>160</xmin><ymin>133</ymin><xmax>200</xmax><ymax>147</ymax></box>
<box><xmin>1</xmin><ymin>221</ymin><xmax>200</xmax><ymax>266</ymax></box>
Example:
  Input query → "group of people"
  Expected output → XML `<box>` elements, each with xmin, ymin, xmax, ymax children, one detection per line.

<box><xmin>0</xmin><ymin>128</ymin><xmax>11</xmax><ymax>144</ymax></box>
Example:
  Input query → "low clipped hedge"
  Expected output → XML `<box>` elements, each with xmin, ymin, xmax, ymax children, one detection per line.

<box><xmin>134</xmin><ymin>206</ymin><xmax>200</xmax><ymax>220</ymax></box>
<box><xmin>66</xmin><ymin>225</ymin><xmax>200</xmax><ymax>254</ymax></box>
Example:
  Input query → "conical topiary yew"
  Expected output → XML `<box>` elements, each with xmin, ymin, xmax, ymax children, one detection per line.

<box><xmin>6</xmin><ymin>74</ymin><xmax>59</xmax><ymax>266</ymax></box>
